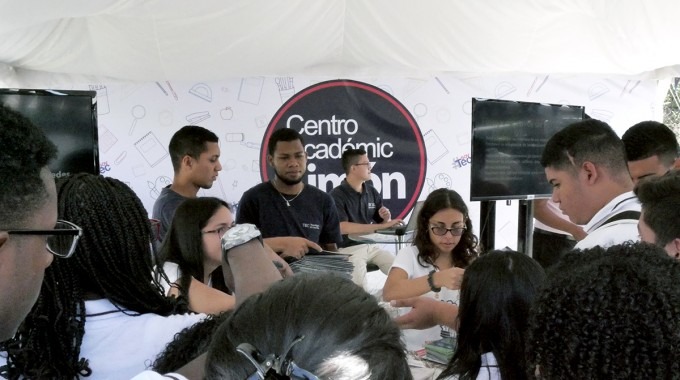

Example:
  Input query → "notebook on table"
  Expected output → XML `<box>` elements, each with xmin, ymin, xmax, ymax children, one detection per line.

<box><xmin>375</xmin><ymin>201</ymin><xmax>424</xmax><ymax>236</ymax></box>
<box><xmin>285</xmin><ymin>249</ymin><xmax>354</xmax><ymax>279</ymax></box>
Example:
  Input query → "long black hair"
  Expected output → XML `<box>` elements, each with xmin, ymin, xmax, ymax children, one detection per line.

<box><xmin>156</xmin><ymin>197</ymin><xmax>231</xmax><ymax>296</ymax></box>
<box><xmin>2</xmin><ymin>174</ymin><xmax>188</xmax><ymax>379</ymax></box>
<box><xmin>205</xmin><ymin>274</ymin><xmax>412</xmax><ymax>380</ymax></box>
<box><xmin>413</xmin><ymin>188</ymin><xmax>478</xmax><ymax>269</ymax></box>
<box><xmin>439</xmin><ymin>250</ymin><xmax>545</xmax><ymax>380</ymax></box>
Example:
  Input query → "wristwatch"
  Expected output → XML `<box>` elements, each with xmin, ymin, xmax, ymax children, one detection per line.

<box><xmin>427</xmin><ymin>270</ymin><xmax>441</xmax><ymax>293</ymax></box>
<box><xmin>221</xmin><ymin>223</ymin><xmax>263</xmax><ymax>258</ymax></box>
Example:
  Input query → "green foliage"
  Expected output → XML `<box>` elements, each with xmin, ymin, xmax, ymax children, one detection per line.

<box><xmin>663</xmin><ymin>78</ymin><xmax>680</xmax><ymax>137</ymax></box>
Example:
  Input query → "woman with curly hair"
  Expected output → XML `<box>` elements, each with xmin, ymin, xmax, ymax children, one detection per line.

<box><xmin>383</xmin><ymin>188</ymin><xmax>478</xmax><ymax>349</ymax></box>
<box><xmin>526</xmin><ymin>242</ymin><xmax>680</xmax><ymax>379</ymax></box>
<box><xmin>438</xmin><ymin>250</ymin><xmax>545</xmax><ymax>380</ymax></box>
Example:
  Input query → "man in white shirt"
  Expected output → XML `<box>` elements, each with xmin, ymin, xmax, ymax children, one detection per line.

<box><xmin>540</xmin><ymin>119</ymin><xmax>640</xmax><ymax>250</ymax></box>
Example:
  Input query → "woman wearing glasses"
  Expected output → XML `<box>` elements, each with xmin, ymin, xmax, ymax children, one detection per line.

<box><xmin>156</xmin><ymin>197</ymin><xmax>237</xmax><ymax>314</ymax></box>
<box><xmin>383</xmin><ymin>188</ymin><xmax>478</xmax><ymax>350</ymax></box>
<box><xmin>157</xmin><ymin>197</ymin><xmax>292</xmax><ymax>315</ymax></box>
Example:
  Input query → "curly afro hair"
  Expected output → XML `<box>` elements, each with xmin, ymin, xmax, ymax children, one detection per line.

<box><xmin>526</xmin><ymin>242</ymin><xmax>680</xmax><ymax>379</ymax></box>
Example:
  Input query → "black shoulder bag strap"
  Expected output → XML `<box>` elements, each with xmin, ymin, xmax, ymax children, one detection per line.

<box><xmin>601</xmin><ymin>211</ymin><xmax>641</xmax><ymax>227</ymax></box>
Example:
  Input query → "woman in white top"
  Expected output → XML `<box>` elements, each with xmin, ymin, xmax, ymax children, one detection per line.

<box><xmin>1</xmin><ymin>174</ymin><xmax>205</xmax><ymax>379</ymax></box>
<box><xmin>383</xmin><ymin>188</ymin><xmax>478</xmax><ymax>349</ymax></box>
<box><xmin>438</xmin><ymin>250</ymin><xmax>546</xmax><ymax>380</ymax></box>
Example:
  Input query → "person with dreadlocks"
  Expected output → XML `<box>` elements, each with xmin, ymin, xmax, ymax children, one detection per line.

<box><xmin>1</xmin><ymin>174</ymin><xmax>207</xmax><ymax>379</ymax></box>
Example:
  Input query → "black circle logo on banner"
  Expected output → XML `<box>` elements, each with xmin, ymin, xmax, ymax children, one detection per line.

<box><xmin>261</xmin><ymin>79</ymin><xmax>426</xmax><ymax>219</ymax></box>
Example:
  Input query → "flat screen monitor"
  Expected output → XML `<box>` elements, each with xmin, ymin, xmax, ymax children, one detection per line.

<box><xmin>0</xmin><ymin>89</ymin><xmax>99</xmax><ymax>177</ymax></box>
<box><xmin>470</xmin><ymin>98</ymin><xmax>585</xmax><ymax>201</ymax></box>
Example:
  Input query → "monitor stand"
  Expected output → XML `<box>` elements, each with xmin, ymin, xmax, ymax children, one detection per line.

<box><xmin>517</xmin><ymin>200</ymin><xmax>535</xmax><ymax>256</ymax></box>
<box><xmin>479</xmin><ymin>200</ymin><xmax>496</xmax><ymax>252</ymax></box>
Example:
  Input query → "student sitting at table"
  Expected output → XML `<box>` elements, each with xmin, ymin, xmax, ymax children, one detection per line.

<box><xmin>155</xmin><ymin>197</ymin><xmax>237</xmax><ymax>314</ymax></box>
<box><xmin>383</xmin><ymin>188</ymin><xmax>478</xmax><ymax>350</ymax></box>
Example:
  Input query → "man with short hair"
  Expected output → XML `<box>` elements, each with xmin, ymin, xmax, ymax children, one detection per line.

<box><xmin>152</xmin><ymin>125</ymin><xmax>222</xmax><ymax>240</ymax></box>
<box><xmin>541</xmin><ymin>119</ymin><xmax>640</xmax><ymax>249</ymax></box>
<box><xmin>237</xmin><ymin>128</ymin><xmax>338</xmax><ymax>258</ymax></box>
<box><xmin>622</xmin><ymin>120</ymin><xmax>680</xmax><ymax>184</ymax></box>
<box><xmin>634</xmin><ymin>170</ymin><xmax>680</xmax><ymax>259</ymax></box>
<box><xmin>0</xmin><ymin>104</ymin><xmax>60</xmax><ymax>341</ymax></box>
<box><xmin>330</xmin><ymin>148</ymin><xmax>402</xmax><ymax>286</ymax></box>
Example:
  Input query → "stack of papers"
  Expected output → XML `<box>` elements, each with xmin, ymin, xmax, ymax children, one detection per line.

<box><xmin>423</xmin><ymin>337</ymin><xmax>456</xmax><ymax>365</ymax></box>
<box><xmin>287</xmin><ymin>250</ymin><xmax>354</xmax><ymax>279</ymax></box>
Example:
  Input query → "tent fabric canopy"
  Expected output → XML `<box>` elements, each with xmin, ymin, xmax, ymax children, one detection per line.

<box><xmin>1</xmin><ymin>0</ymin><xmax>680</xmax><ymax>83</ymax></box>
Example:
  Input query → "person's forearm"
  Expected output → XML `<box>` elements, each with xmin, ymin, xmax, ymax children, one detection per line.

<box><xmin>434</xmin><ymin>302</ymin><xmax>458</xmax><ymax>330</ymax></box>
<box><xmin>262</xmin><ymin>237</ymin><xmax>288</xmax><ymax>253</ymax></box>
<box><xmin>534</xmin><ymin>200</ymin><xmax>581</xmax><ymax>236</ymax></box>
<box><xmin>383</xmin><ymin>276</ymin><xmax>431</xmax><ymax>301</ymax></box>
<box><xmin>226</xmin><ymin>239</ymin><xmax>282</xmax><ymax>306</ymax></box>
<box><xmin>339</xmin><ymin>221</ymin><xmax>382</xmax><ymax>234</ymax></box>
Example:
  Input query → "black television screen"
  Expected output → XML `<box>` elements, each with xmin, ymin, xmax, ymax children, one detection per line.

<box><xmin>0</xmin><ymin>89</ymin><xmax>99</xmax><ymax>177</ymax></box>
<box><xmin>470</xmin><ymin>98</ymin><xmax>585</xmax><ymax>201</ymax></box>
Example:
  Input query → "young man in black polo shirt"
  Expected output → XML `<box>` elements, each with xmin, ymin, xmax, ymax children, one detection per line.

<box><xmin>330</xmin><ymin>148</ymin><xmax>403</xmax><ymax>286</ymax></box>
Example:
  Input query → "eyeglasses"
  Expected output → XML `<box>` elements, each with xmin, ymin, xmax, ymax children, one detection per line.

<box><xmin>354</xmin><ymin>162</ymin><xmax>373</xmax><ymax>169</ymax></box>
<box><xmin>5</xmin><ymin>220</ymin><xmax>83</xmax><ymax>258</ymax></box>
<box><xmin>429</xmin><ymin>225</ymin><xmax>466</xmax><ymax>237</ymax></box>
<box><xmin>202</xmin><ymin>223</ymin><xmax>235</xmax><ymax>239</ymax></box>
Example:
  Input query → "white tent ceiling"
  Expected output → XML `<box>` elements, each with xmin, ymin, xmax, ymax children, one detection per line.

<box><xmin>1</xmin><ymin>0</ymin><xmax>680</xmax><ymax>84</ymax></box>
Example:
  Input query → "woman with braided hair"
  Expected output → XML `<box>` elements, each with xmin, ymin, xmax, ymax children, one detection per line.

<box><xmin>1</xmin><ymin>174</ymin><xmax>205</xmax><ymax>379</ymax></box>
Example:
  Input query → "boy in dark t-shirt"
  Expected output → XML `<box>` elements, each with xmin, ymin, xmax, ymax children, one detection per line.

<box><xmin>236</xmin><ymin>128</ymin><xmax>338</xmax><ymax>259</ymax></box>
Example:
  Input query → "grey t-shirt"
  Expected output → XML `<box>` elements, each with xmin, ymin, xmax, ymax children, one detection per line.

<box><xmin>151</xmin><ymin>186</ymin><xmax>188</xmax><ymax>241</ymax></box>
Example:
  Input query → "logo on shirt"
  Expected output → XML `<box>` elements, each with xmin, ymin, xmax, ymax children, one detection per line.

<box><xmin>260</xmin><ymin>80</ymin><xmax>426</xmax><ymax>219</ymax></box>
<box><xmin>302</xmin><ymin>223</ymin><xmax>321</xmax><ymax>230</ymax></box>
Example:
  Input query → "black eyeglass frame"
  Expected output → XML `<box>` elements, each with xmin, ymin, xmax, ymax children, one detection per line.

<box><xmin>5</xmin><ymin>220</ymin><xmax>83</xmax><ymax>258</ymax></box>
<box><xmin>429</xmin><ymin>225</ymin><xmax>466</xmax><ymax>237</ymax></box>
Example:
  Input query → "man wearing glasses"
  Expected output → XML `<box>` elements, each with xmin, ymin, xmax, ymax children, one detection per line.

<box><xmin>0</xmin><ymin>104</ymin><xmax>81</xmax><ymax>341</ymax></box>
<box><xmin>0</xmin><ymin>104</ymin><xmax>280</xmax><ymax>380</ymax></box>
<box><xmin>330</xmin><ymin>148</ymin><xmax>403</xmax><ymax>287</ymax></box>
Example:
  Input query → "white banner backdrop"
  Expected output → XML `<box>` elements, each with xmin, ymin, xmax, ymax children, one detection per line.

<box><xmin>46</xmin><ymin>74</ymin><xmax>658</xmax><ymax>250</ymax></box>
